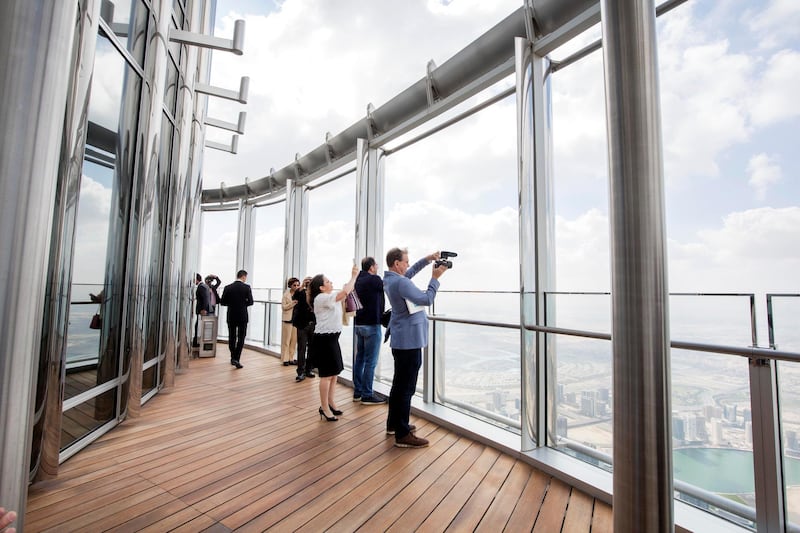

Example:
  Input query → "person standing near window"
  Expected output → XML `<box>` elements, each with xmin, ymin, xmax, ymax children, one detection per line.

<box><xmin>205</xmin><ymin>274</ymin><xmax>221</xmax><ymax>315</ymax></box>
<box><xmin>220</xmin><ymin>270</ymin><xmax>253</xmax><ymax>369</ymax></box>
<box><xmin>308</xmin><ymin>265</ymin><xmax>359</xmax><ymax>421</ymax></box>
<box><xmin>281</xmin><ymin>277</ymin><xmax>300</xmax><ymax>366</ymax></box>
<box><xmin>193</xmin><ymin>273</ymin><xmax>212</xmax><ymax>347</ymax></box>
<box><xmin>383</xmin><ymin>248</ymin><xmax>447</xmax><ymax>448</ymax></box>
<box><xmin>292</xmin><ymin>277</ymin><xmax>316</xmax><ymax>381</ymax></box>
<box><xmin>353</xmin><ymin>257</ymin><xmax>386</xmax><ymax>404</ymax></box>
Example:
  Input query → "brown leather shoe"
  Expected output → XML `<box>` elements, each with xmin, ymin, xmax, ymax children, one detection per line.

<box><xmin>386</xmin><ymin>424</ymin><xmax>416</xmax><ymax>435</ymax></box>
<box><xmin>394</xmin><ymin>432</ymin><xmax>428</xmax><ymax>448</ymax></box>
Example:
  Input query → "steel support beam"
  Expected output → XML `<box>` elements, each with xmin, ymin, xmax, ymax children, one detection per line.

<box><xmin>601</xmin><ymin>1</ymin><xmax>673</xmax><ymax>531</ymax></box>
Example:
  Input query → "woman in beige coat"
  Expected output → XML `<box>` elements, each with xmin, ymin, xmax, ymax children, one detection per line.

<box><xmin>280</xmin><ymin>277</ymin><xmax>300</xmax><ymax>365</ymax></box>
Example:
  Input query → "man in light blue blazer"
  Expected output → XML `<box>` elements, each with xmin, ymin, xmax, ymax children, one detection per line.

<box><xmin>383</xmin><ymin>248</ymin><xmax>448</xmax><ymax>448</ymax></box>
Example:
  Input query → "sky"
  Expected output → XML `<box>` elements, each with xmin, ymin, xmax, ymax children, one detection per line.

<box><xmin>193</xmin><ymin>0</ymin><xmax>799</xmax><ymax>343</ymax></box>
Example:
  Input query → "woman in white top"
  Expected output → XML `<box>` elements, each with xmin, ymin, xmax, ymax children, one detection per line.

<box><xmin>308</xmin><ymin>265</ymin><xmax>358</xmax><ymax>421</ymax></box>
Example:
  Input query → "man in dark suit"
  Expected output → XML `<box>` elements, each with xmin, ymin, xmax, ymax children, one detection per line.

<box><xmin>220</xmin><ymin>270</ymin><xmax>253</xmax><ymax>369</ymax></box>
<box><xmin>194</xmin><ymin>273</ymin><xmax>212</xmax><ymax>347</ymax></box>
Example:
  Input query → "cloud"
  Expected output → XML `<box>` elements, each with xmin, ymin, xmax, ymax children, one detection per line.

<box><xmin>72</xmin><ymin>176</ymin><xmax>112</xmax><ymax>284</ymax></box>
<box><xmin>745</xmin><ymin>0</ymin><xmax>800</xmax><ymax>50</ymax></box>
<box><xmin>671</xmin><ymin>206</ymin><xmax>800</xmax><ymax>293</ymax></box>
<box><xmin>554</xmin><ymin>209</ymin><xmax>610</xmax><ymax>292</ymax></box>
<box><xmin>203</xmin><ymin>0</ymin><xmax>521</xmax><ymax>187</ymax></box>
<box><xmin>746</xmin><ymin>153</ymin><xmax>783</xmax><ymax>200</ymax></box>
<box><xmin>748</xmin><ymin>49</ymin><xmax>800</xmax><ymax>127</ymax></box>
<box><xmin>657</xmin><ymin>7</ymin><xmax>755</xmax><ymax>182</ymax></box>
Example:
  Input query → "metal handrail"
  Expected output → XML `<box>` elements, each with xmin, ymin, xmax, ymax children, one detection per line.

<box><xmin>555</xmin><ymin>437</ymin><xmax>758</xmax><ymax>526</ymax></box>
<box><xmin>427</xmin><ymin>315</ymin><xmax>800</xmax><ymax>362</ymax></box>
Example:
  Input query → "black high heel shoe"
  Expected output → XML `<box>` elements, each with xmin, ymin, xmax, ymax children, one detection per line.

<box><xmin>329</xmin><ymin>405</ymin><xmax>343</xmax><ymax>416</ymax></box>
<box><xmin>319</xmin><ymin>407</ymin><xmax>338</xmax><ymax>421</ymax></box>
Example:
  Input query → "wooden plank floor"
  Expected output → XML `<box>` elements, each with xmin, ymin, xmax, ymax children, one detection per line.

<box><xmin>26</xmin><ymin>348</ymin><xmax>613</xmax><ymax>532</ymax></box>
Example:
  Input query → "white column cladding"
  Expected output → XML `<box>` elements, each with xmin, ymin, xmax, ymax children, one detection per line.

<box><xmin>284</xmin><ymin>179</ymin><xmax>309</xmax><ymax>281</ymax></box>
<box><xmin>354</xmin><ymin>138</ymin><xmax>385</xmax><ymax>266</ymax></box>
<box><xmin>515</xmin><ymin>37</ymin><xmax>556</xmax><ymax>452</ymax></box>
<box><xmin>600</xmin><ymin>1</ymin><xmax>673</xmax><ymax>531</ymax></box>
<box><xmin>0</xmin><ymin>0</ymin><xmax>78</xmax><ymax>525</ymax></box>
<box><xmin>236</xmin><ymin>199</ymin><xmax>256</xmax><ymax>279</ymax></box>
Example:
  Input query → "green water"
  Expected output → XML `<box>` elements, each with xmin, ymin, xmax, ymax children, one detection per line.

<box><xmin>674</xmin><ymin>448</ymin><xmax>800</xmax><ymax>493</ymax></box>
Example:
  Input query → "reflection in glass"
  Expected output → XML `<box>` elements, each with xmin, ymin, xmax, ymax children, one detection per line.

<box><xmin>66</xmin><ymin>34</ymin><xmax>142</xmax><ymax>409</ymax></box>
<box><xmin>60</xmin><ymin>392</ymin><xmax>116</xmax><ymax>450</ymax></box>
<box><xmin>140</xmin><ymin>115</ymin><xmax>175</xmax><ymax>398</ymax></box>
<box><xmin>100</xmin><ymin>0</ymin><xmax>148</xmax><ymax>66</ymax></box>
<box><xmin>164</xmin><ymin>55</ymin><xmax>179</xmax><ymax>115</ymax></box>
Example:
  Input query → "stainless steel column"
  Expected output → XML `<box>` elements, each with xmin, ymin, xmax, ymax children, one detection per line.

<box><xmin>0</xmin><ymin>0</ymin><xmax>77</xmax><ymax>525</ymax></box>
<box><xmin>284</xmin><ymin>179</ymin><xmax>308</xmax><ymax>280</ymax></box>
<box><xmin>516</xmin><ymin>37</ymin><xmax>556</xmax><ymax>451</ymax></box>
<box><xmin>236</xmin><ymin>199</ymin><xmax>255</xmax><ymax>278</ymax></box>
<box><xmin>354</xmin><ymin>138</ymin><xmax>385</xmax><ymax>265</ymax></box>
<box><xmin>601</xmin><ymin>1</ymin><xmax>673</xmax><ymax>531</ymax></box>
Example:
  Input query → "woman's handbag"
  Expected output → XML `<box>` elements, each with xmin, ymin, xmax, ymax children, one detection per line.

<box><xmin>89</xmin><ymin>313</ymin><xmax>102</xmax><ymax>330</ymax></box>
<box><xmin>380</xmin><ymin>309</ymin><xmax>391</xmax><ymax>328</ymax></box>
<box><xmin>345</xmin><ymin>290</ymin><xmax>363</xmax><ymax>313</ymax></box>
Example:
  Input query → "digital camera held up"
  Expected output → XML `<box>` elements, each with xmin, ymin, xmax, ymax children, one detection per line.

<box><xmin>434</xmin><ymin>250</ymin><xmax>458</xmax><ymax>269</ymax></box>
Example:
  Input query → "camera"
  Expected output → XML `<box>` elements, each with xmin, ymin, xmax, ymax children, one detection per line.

<box><xmin>434</xmin><ymin>250</ymin><xmax>458</xmax><ymax>269</ymax></box>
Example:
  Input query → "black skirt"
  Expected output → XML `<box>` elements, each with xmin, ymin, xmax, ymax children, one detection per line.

<box><xmin>311</xmin><ymin>332</ymin><xmax>343</xmax><ymax>377</ymax></box>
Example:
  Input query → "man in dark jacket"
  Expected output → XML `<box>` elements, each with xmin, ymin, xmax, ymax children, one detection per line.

<box><xmin>220</xmin><ymin>270</ymin><xmax>253</xmax><ymax>369</ymax></box>
<box><xmin>292</xmin><ymin>276</ymin><xmax>316</xmax><ymax>381</ymax></box>
<box><xmin>194</xmin><ymin>273</ymin><xmax>213</xmax><ymax>347</ymax></box>
<box><xmin>353</xmin><ymin>257</ymin><xmax>386</xmax><ymax>404</ymax></box>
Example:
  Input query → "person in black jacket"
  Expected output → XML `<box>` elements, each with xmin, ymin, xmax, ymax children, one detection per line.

<box><xmin>353</xmin><ymin>257</ymin><xmax>386</xmax><ymax>404</ymax></box>
<box><xmin>193</xmin><ymin>273</ymin><xmax>212</xmax><ymax>347</ymax></box>
<box><xmin>220</xmin><ymin>270</ymin><xmax>253</xmax><ymax>369</ymax></box>
<box><xmin>292</xmin><ymin>277</ymin><xmax>316</xmax><ymax>381</ymax></box>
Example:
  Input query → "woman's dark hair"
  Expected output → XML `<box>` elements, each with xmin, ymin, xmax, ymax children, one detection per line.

<box><xmin>287</xmin><ymin>277</ymin><xmax>300</xmax><ymax>288</ymax></box>
<box><xmin>307</xmin><ymin>274</ymin><xmax>325</xmax><ymax>306</ymax></box>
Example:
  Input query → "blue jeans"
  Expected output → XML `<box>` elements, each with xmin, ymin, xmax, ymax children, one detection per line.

<box><xmin>387</xmin><ymin>348</ymin><xmax>422</xmax><ymax>439</ymax></box>
<box><xmin>353</xmin><ymin>324</ymin><xmax>382</xmax><ymax>398</ymax></box>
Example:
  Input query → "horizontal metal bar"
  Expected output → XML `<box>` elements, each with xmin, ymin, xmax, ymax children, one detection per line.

<box><xmin>427</xmin><ymin>315</ymin><xmax>800</xmax><ymax>362</ymax></box>
<box><xmin>305</xmin><ymin>166</ymin><xmax>357</xmax><ymax>191</ymax></box>
<box><xmin>383</xmin><ymin>86</ymin><xmax>515</xmax><ymax>155</ymax></box>
<box><xmin>438</xmin><ymin>393</ymin><xmax>522</xmax><ymax>430</ymax></box>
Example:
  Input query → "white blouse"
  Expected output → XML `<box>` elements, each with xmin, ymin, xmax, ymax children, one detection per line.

<box><xmin>313</xmin><ymin>292</ymin><xmax>343</xmax><ymax>334</ymax></box>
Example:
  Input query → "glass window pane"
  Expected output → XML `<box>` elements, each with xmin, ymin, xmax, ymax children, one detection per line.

<box><xmin>67</xmin><ymin>33</ymin><xmax>142</xmax><ymax>404</ymax></box>
<box><xmin>100</xmin><ymin>0</ymin><xmax>148</xmax><ymax>67</ymax></box>
<box><xmin>200</xmin><ymin>210</ymin><xmax>238</xmax><ymax>281</ymax></box>
<box><xmin>553</xmin><ymin>335</ymin><xmax>612</xmax><ymax>466</ymax></box>
<box><xmin>776</xmin><ymin>296</ymin><xmax>800</xmax><ymax>525</ymax></box>
<box><xmin>671</xmin><ymin>350</ymin><xmax>754</xmax><ymax>528</ymax></box>
<box><xmin>437</xmin><ymin>323</ymin><xmax>521</xmax><ymax>430</ymax></box>
<box><xmin>306</xmin><ymin>171</ymin><xmax>356</xmax><ymax>368</ymax></box>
